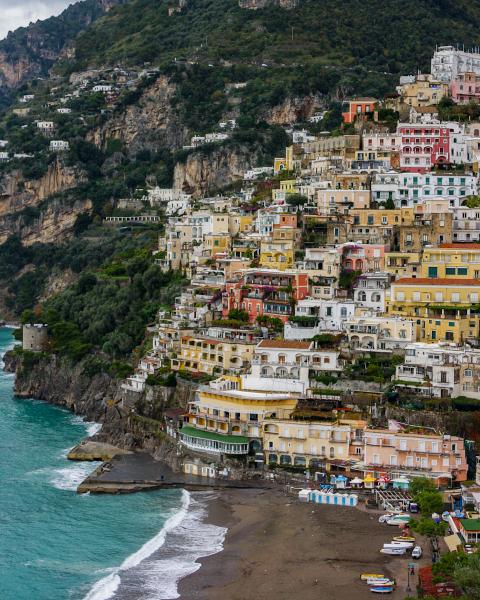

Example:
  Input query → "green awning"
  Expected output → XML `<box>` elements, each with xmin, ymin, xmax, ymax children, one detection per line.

<box><xmin>180</xmin><ymin>425</ymin><xmax>249</xmax><ymax>445</ymax></box>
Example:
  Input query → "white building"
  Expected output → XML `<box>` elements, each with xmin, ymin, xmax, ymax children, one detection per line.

<box><xmin>36</xmin><ymin>121</ymin><xmax>55</xmax><ymax>132</ymax></box>
<box><xmin>372</xmin><ymin>172</ymin><xmax>477</xmax><ymax>208</ymax></box>
<box><xmin>363</xmin><ymin>133</ymin><xmax>401</xmax><ymax>152</ymax></box>
<box><xmin>0</xmin><ymin>152</ymin><xmax>9</xmax><ymax>162</ymax></box>
<box><xmin>92</xmin><ymin>84</ymin><xmax>113</xmax><ymax>93</ymax></box>
<box><xmin>242</xmin><ymin>340</ymin><xmax>341</xmax><ymax>395</ymax></box>
<box><xmin>57</xmin><ymin>108</ymin><xmax>72</xmax><ymax>114</ymax></box>
<box><xmin>284</xmin><ymin>298</ymin><xmax>355</xmax><ymax>340</ymax></box>
<box><xmin>453</xmin><ymin>206</ymin><xmax>480</xmax><ymax>242</ymax></box>
<box><xmin>19</xmin><ymin>94</ymin><xmax>35</xmax><ymax>103</ymax></box>
<box><xmin>244</xmin><ymin>167</ymin><xmax>274</xmax><ymax>181</ymax></box>
<box><xmin>431</xmin><ymin>46</ymin><xmax>480</xmax><ymax>82</ymax></box>
<box><xmin>344</xmin><ymin>316</ymin><xmax>415</xmax><ymax>351</ymax></box>
<box><xmin>0</xmin><ymin>140</ymin><xmax>8</xmax><ymax>148</ymax></box>
<box><xmin>353</xmin><ymin>272</ymin><xmax>390</xmax><ymax>313</ymax></box>
<box><xmin>205</xmin><ymin>132</ymin><xmax>229</xmax><ymax>143</ymax></box>
<box><xmin>49</xmin><ymin>140</ymin><xmax>70</xmax><ymax>152</ymax></box>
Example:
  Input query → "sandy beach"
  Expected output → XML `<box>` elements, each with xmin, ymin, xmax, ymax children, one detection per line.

<box><xmin>179</xmin><ymin>488</ymin><xmax>429</xmax><ymax>600</ymax></box>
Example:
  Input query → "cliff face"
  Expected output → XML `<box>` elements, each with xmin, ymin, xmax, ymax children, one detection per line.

<box><xmin>88</xmin><ymin>76</ymin><xmax>190</xmax><ymax>155</ymax></box>
<box><xmin>264</xmin><ymin>94</ymin><xmax>323</xmax><ymax>125</ymax></box>
<box><xmin>4</xmin><ymin>351</ymin><xmax>196</xmax><ymax>462</ymax></box>
<box><xmin>173</xmin><ymin>143</ymin><xmax>262</xmax><ymax>197</ymax></box>
<box><xmin>0</xmin><ymin>0</ymin><xmax>127</xmax><ymax>93</ymax></box>
<box><xmin>0</xmin><ymin>160</ymin><xmax>89</xmax><ymax>245</ymax></box>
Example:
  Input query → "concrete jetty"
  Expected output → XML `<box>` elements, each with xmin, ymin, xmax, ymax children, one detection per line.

<box><xmin>77</xmin><ymin>452</ymin><xmax>272</xmax><ymax>494</ymax></box>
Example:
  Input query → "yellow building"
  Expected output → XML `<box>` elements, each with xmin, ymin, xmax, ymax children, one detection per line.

<box><xmin>202</xmin><ymin>233</ymin><xmax>231</xmax><ymax>258</ymax></box>
<box><xmin>397</xmin><ymin>74</ymin><xmax>449</xmax><ymax>108</ymax></box>
<box><xmin>273</xmin><ymin>145</ymin><xmax>294</xmax><ymax>174</ymax></box>
<box><xmin>171</xmin><ymin>334</ymin><xmax>256</xmax><ymax>375</ymax></box>
<box><xmin>263</xmin><ymin>419</ymin><xmax>361</xmax><ymax>468</ymax></box>
<box><xmin>420</xmin><ymin>244</ymin><xmax>480</xmax><ymax>279</ymax></box>
<box><xmin>259</xmin><ymin>238</ymin><xmax>295</xmax><ymax>270</ymax></box>
<box><xmin>388</xmin><ymin>277</ymin><xmax>480</xmax><ymax>343</ymax></box>
<box><xmin>228</xmin><ymin>214</ymin><xmax>254</xmax><ymax>236</ymax></box>
<box><xmin>385</xmin><ymin>251</ymin><xmax>421</xmax><ymax>279</ymax></box>
<box><xmin>180</xmin><ymin>377</ymin><xmax>299</xmax><ymax>455</ymax></box>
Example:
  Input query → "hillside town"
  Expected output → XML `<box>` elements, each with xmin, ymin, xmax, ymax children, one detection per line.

<box><xmin>11</xmin><ymin>41</ymin><xmax>480</xmax><ymax>599</ymax></box>
<box><xmin>90</xmin><ymin>45</ymin><xmax>480</xmax><ymax>506</ymax></box>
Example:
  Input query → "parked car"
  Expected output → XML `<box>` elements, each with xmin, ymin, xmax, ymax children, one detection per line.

<box><xmin>412</xmin><ymin>546</ymin><xmax>422</xmax><ymax>559</ymax></box>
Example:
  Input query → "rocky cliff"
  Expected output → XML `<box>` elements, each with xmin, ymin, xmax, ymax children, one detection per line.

<box><xmin>88</xmin><ymin>76</ymin><xmax>190</xmax><ymax>155</ymax></box>
<box><xmin>0</xmin><ymin>0</ymin><xmax>126</xmax><ymax>93</ymax></box>
<box><xmin>4</xmin><ymin>351</ymin><xmax>196</xmax><ymax>463</ymax></box>
<box><xmin>0</xmin><ymin>160</ymin><xmax>89</xmax><ymax>245</ymax></box>
<box><xmin>264</xmin><ymin>94</ymin><xmax>323</xmax><ymax>125</ymax></box>
<box><xmin>173</xmin><ymin>143</ymin><xmax>263</xmax><ymax>197</ymax></box>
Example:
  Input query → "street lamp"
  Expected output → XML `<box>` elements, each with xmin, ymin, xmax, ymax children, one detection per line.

<box><xmin>406</xmin><ymin>562</ymin><xmax>415</xmax><ymax>594</ymax></box>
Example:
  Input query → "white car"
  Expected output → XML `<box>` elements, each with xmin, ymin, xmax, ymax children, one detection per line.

<box><xmin>412</xmin><ymin>546</ymin><xmax>422</xmax><ymax>559</ymax></box>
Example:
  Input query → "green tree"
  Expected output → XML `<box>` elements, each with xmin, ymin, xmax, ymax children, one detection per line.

<box><xmin>454</xmin><ymin>553</ymin><xmax>480</xmax><ymax>600</ymax></box>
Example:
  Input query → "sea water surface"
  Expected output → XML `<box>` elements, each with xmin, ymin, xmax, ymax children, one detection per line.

<box><xmin>0</xmin><ymin>328</ymin><xmax>226</xmax><ymax>600</ymax></box>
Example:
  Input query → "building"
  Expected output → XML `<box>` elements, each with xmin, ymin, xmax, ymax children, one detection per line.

<box><xmin>49</xmin><ymin>140</ymin><xmax>69</xmax><ymax>151</ymax></box>
<box><xmin>398</xmin><ymin>122</ymin><xmax>467</xmax><ymax>172</ymax></box>
<box><xmin>341</xmin><ymin>98</ymin><xmax>377</xmax><ymax>124</ymax></box>
<box><xmin>344</xmin><ymin>316</ymin><xmax>415</xmax><ymax>352</ymax></box>
<box><xmin>263</xmin><ymin>419</ymin><xmax>355</xmax><ymax>468</ymax></box>
<box><xmin>353</xmin><ymin>272</ymin><xmax>391</xmax><ymax>313</ymax></box>
<box><xmin>284</xmin><ymin>298</ymin><xmax>355</xmax><ymax>339</ymax></box>
<box><xmin>341</xmin><ymin>244</ymin><xmax>387</xmax><ymax>274</ymax></box>
<box><xmin>316</xmin><ymin>189</ymin><xmax>370</xmax><ymax>215</ymax></box>
<box><xmin>36</xmin><ymin>121</ymin><xmax>55</xmax><ymax>133</ymax></box>
<box><xmin>222</xmin><ymin>269</ymin><xmax>309</xmax><ymax>323</ymax></box>
<box><xmin>259</xmin><ymin>237</ymin><xmax>295</xmax><ymax>271</ymax></box>
<box><xmin>242</xmin><ymin>339</ymin><xmax>342</xmax><ymax>395</ymax></box>
<box><xmin>364</xmin><ymin>427</ymin><xmax>468</xmax><ymax>484</ymax></box>
<box><xmin>388</xmin><ymin>278</ymin><xmax>480</xmax><ymax>343</ymax></box>
<box><xmin>171</xmin><ymin>329</ymin><xmax>257</xmax><ymax>375</ymax></box>
<box><xmin>431</xmin><ymin>46</ymin><xmax>480</xmax><ymax>83</ymax></box>
<box><xmin>420</xmin><ymin>244</ymin><xmax>480</xmax><ymax>279</ymax></box>
<box><xmin>398</xmin><ymin>212</ymin><xmax>452</xmax><ymax>252</ymax></box>
<box><xmin>450</xmin><ymin>71</ymin><xmax>480</xmax><ymax>103</ymax></box>
<box><xmin>394</xmin><ymin>342</ymin><xmax>480</xmax><ymax>399</ymax></box>
<box><xmin>22</xmin><ymin>324</ymin><xmax>48</xmax><ymax>352</ymax></box>
<box><xmin>396</xmin><ymin>73</ymin><xmax>449</xmax><ymax>108</ymax></box>
<box><xmin>181</xmin><ymin>376</ymin><xmax>299</xmax><ymax>458</ymax></box>
<box><xmin>453</xmin><ymin>206</ymin><xmax>480</xmax><ymax>242</ymax></box>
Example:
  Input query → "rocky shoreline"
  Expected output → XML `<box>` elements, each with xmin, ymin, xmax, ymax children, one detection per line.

<box><xmin>2</xmin><ymin>349</ymin><xmax>198</xmax><ymax>482</ymax></box>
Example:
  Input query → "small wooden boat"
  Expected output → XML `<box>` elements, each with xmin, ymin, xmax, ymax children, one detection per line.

<box><xmin>393</xmin><ymin>536</ymin><xmax>415</xmax><ymax>542</ymax></box>
<box><xmin>370</xmin><ymin>586</ymin><xmax>394</xmax><ymax>593</ymax></box>
<box><xmin>361</xmin><ymin>573</ymin><xmax>385</xmax><ymax>581</ymax></box>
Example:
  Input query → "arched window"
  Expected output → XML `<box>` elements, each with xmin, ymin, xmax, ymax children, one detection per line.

<box><xmin>358</xmin><ymin>291</ymin><xmax>367</xmax><ymax>302</ymax></box>
<box><xmin>280</xmin><ymin>454</ymin><xmax>291</xmax><ymax>465</ymax></box>
<box><xmin>268</xmin><ymin>454</ymin><xmax>278</xmax><ymax>464</ymax></box>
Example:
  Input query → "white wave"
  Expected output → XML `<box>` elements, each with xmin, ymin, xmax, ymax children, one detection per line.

<box><xmin>50</xmin><ymin>463</ymin><xmax>101</xmax><ymax>491</ymax></box>
<box><xmin>83</xmin><ymin>490</ymin><xmax>192</xmax><ymax>600</ymax></box>
<box><xmin>86</xmin><ymin>422</ymin><xmax>102</xmax><ymax>437</ymax></box>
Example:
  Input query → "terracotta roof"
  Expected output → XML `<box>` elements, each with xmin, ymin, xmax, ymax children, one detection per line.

<box><xmin>257</xmin><ymin>340</ymin><xmax>312</xmax><ymax>350</ymax></box>
<box><xmin>394</xmin><ymin>278</ymin><xmax>480</xmax><ymax>286</ymax></box>
<box><xmin>439</xmin><ymin>243</ymin><xmax>480</xmax><ymax>249</ymax></box>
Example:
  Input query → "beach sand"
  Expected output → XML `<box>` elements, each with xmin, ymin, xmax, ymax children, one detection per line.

<box><xmin>179</xmin><ymin>488</ymin><xmax>429</xmax><ymax>600</ymax></box>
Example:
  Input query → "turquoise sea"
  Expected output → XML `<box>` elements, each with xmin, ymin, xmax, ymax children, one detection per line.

<box><xmin>0</xmin><ymin>328</ymin><xmax>225</xmax><ymax>600</ymax></box>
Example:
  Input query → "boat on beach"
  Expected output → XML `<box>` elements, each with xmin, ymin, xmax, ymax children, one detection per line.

<box><xmin>380</xmin><ymin>547</ymin><xmax>407</xmax><ymax>555</ymax></box>
<box><xmin>361</xmin><ymin>573</ymin><xmax>385</xmax><ymax>581</ymax></box>
<box><xmin>366</xmin><ymin>578</ymin><xmax>395</xmax><ymax>586</ymax></box>
<box><xmin>370</xmin><ymin>586</ymin><xmax>394</xmax><ymax>593</ymax></box>
<box><xmin>384</xmin><ymin>541</ymin><xmax>414</xmax><ymax>549</ymax></box>
<box><xmin>393</xmin><ymin>536</ymin><xmax>415</xmax><ymax>542</ymax></box>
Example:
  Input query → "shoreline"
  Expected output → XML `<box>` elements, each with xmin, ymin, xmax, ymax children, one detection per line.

<box><xmin>179</xmin><ymin>488</ymin><xmax>429</xmax><ymax>600</ymax></box>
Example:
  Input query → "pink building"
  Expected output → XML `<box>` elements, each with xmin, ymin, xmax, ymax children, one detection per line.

<box><xmin>363</xmin><ymin>428</ymin><xmax>467</xmax><ymax>485</ymax></box>
<box><xmin>450</xmin><ymin>72</ymin><xmax>480</xmax><ymax>104</ymax></box>
<box><xmin>340</xmin><ymin>243</ymin><xmax>386</xmax><ymax>272</ymax></box>
<box><xmin>398</xmin><ymin>123</ymin><xmax>451</xmax><ymax>172</ymax></box>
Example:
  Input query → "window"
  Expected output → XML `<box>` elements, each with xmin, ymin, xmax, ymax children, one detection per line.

<box><xmin>457</xmin><ymin>268</ymin><xmax>468</xmax><ymax>275</ymax></box>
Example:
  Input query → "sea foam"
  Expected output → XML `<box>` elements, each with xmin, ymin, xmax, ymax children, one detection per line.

<box><xmin>83</xmin><ymin>489</ymin><xmax>192</xmax><ymax>600</ymax></box>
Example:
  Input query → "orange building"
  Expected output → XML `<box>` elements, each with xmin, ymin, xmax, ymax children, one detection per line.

<box><xmin>342</xmin><ymin>98</ymin><xmax>378</xmax><ymax>124</ymax></box>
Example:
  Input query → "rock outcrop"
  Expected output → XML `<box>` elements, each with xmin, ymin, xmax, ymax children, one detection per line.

<box><xmin>0</xmin><ymin>160</ymin><xmax>89</xmax><ymax>245</ymax></box>
<box><xmin>173</xmin><ymin>143</ymin><xmax>262</xmax><ymax>197</ymax></box>
<box><xmin>264</xmin><ymin>94</ymin><xmax>323</xmax><ymax>125</ymax></box>
<box><xmin>88</xmin><ymin>75</ymin><xmax>189</xmax><ymax>155</ymax></box>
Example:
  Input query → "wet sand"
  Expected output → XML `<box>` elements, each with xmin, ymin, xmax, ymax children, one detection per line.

<box><xmin>179</xmin><ymin>488</ymin><xmax>429</xmax><ymax>600</ymax></box>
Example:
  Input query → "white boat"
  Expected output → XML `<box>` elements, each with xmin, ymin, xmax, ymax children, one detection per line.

<box><xmin>380</xmin><ymin>547</ymin><xmax>407</xmax><ymax>555</ymax></box>
<box><xmin>366</xmin><ymin>578</ymin><xmax>394</xmax><ymax>586</ymax></box>
<box><xmin>370</xmin><ymin>586</ymin><xmax>394</xmax><ymax>593</ymax></box>
<box><xmin>385</xmin><ymin>541</ymin><xmax>414</xmax><ymax>549</ymax></box>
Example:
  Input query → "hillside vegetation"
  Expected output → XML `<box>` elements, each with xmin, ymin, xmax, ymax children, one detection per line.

<box><xmin>74</xmin><ymin>0</ymin><xmax>480</xmax><ymax>75</ymax></box>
